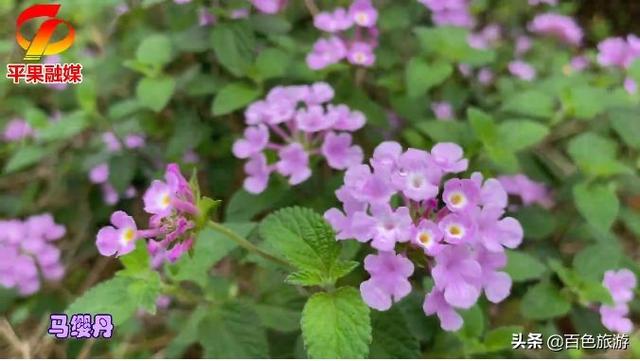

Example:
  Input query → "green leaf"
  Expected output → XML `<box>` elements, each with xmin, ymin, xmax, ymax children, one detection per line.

<box><xmin>502</xmin><ymin>90</ymin><xmax>555</xmax><ymax>118</ymax></box>
<box><xmin>212</xmin><ymin>82</ymin><xmax>260</xmax><ymax>116</ymax></box>
<box><xmin>108</xmin><ymin>155</ymin><xmax>136</xmax><ymax>193</ymax></box>
<box><xmin>166</xmin><ymin>307</ymin><xmax>208</xmax><ymax>357</ymax></box>
<box><xmin>36</xmin><ymin>112</ymin><xmax>88</xmax><ymax>142</ymax></box>
<box><xmin>260</xmin><ymin>207</ymin><xmax>357</xmax><ymax>287</ymax></box>
<box><xmin>514</xmin><ymin>206</ymin><xmax>557</xmax><ymax>240</ymax></box>
<box><xmin>118</xmin><ymin>240</ymin><xmax>151</xmax><ymax>275</ymax></box>
<box><xmin>254</xmin><ymin>48</ymin><xmax>289</xmax><ymax>81</ymax></box>
<box><xmin>610</xmin><ymin>108</ymin><xmax>640</xmax><ymax>149</ymax></box>
<box><xmin>66</xmin><ymin>278</ymin><xmax>134</xmax><ymax>326</ymax></box>
<box><xmin>458</xmin><ymin>305</ymin><xmax>484</xmax><ymax>339</ymax></box>
<box><xmin>497</xmin><ymin>120</ymin><xmax>549</xmax><ymax>150</ymax></box>
<box><xmin>572</xmin><ymin>243</ymin><xmax>621</xmax><ymax>282</ymax></box>
<box><xmin>468</xmin><ymin>108</ymin><xmax>497</xmax><ymax>144</ymax></box>
<box><xmin>504</xmin><ymin>250</ymin><xmax>547</xmax><ymax>282</ymax></box>
<box><xmin>573</xmin><ymin>182</ymin><xmax>619</xmax><ymax>233</ymax></box>
<box><xmin>414</xmin><ymin>26</ymin><xmax>495</xmax><ymax>65</ymax></box>
<box><xmin>136</xmin><ymin>76</ymin><xmax>176</xmax><ymax>112</ymax></box>
<box><xmin>549</xmin><ymin>260</ymin><xmax>614</xmax><ymax>305</ymax></box>
<box><xmin>136</xmin><ymin>34</ymin><xmax>173</xmax><ymax>67</ymax></box>
<box><xmin>564</xmin><ymin>86</ymin><xmax>610</xmax><ymax>119</ymax></box>
<box><xmin>369</xmin><ymin>308</ymin><xmax>420</xmax><ymax>358</ymax></box>
<box><xmin>568</xmin><ymin>132</ymin><xmax>631</xmax><ymax>177</ymax></box>
<box><xmin>621</xmin><ymin>208</ymin><xmax>640</xmax><ymax>237</ymax></box>
<box><xmin>521</xmin><ymin>281</ymin><xmax>571</xmax><ymax>320</ymax></box>
<box><xmin>169</xmin><ymin>223</ymin><xmax>254</xmax><ymax>288</ymax></box>
<box><xmin>484</xmin><ymin>326</ymin><xmax>524</xmax><ymax>352</ymax></box>
<box><xmin>405</xmin><ymin>58</ymin><xmax>452</xmax><ymax>98</ymax></box>
<box><xmin>198</xmin><ymin>301</ymin><xmax>269</xmax><ymax>358</ymax></box>
<box><xmin>4</xmin><ymin>146</ymin><xmax>47</xmax><ymax>173</ymax></box>
<box><xmin>211</xmin><ymin>22</ymin><xmax>255</xmax><ymax>77</ymax></box>
<box><xmin>254</xmin><ymin>304</ymin><xmax>301</xmax><ymax>333</ymax></box>
<box><xmin>301</xmin><ymin>287</ymin><xmax>371</xmax><ymax>358</ymax></box>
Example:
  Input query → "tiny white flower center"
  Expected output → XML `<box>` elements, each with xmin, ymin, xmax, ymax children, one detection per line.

<box><xmin>355</xmin><ymin>12</ymin><xmax>369</xmax><ymax>25</ymax></box>
<box><xmin>354</xmin><ymin>52</ymin><xmax>366</xmax><ymax>64</ymax></box>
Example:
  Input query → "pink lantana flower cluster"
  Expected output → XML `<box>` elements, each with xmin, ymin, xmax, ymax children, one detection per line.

<box><xmin>96</xmin><ymin>164</ymin><xmax>199</xmax><ymax>268</ymax></box>
<box><xmin>597</xmin><ymin>34</ymin><xmax>640</xmax><ymax>94</ymax></box>
<box><xmin>251</xmin><ymin>0</ymin><xmax>287</xmax><ymax>14</ymax></box>
<box><xmin>528</xmin><ymin>13</ymin><xmax>583</xmax><ymax>47</ymax></box>
<box><xmin>0</xmin><ymin>214</ymin><xmax>66</xmax><ymax>295</ymax></box>
<box><xmin>498</xmin><ymin>174</ymin><xmax>554</xmax><ymax>209</ymax></box>
<box><xmin>599</xmin><ymin>269</ymin><xmax>637</xmax><ymax>333</ymax></box>
<box><xmin>417</xmin><ymin>0</ymin><xmax>474</xmax><ymax>28</ymax></box>
<box><xmin>234</xmin><ymin>83</ymin><xmax>366</xmax><ymax>194</ymax></box>
<box><xmin>2</xmin><ymin>118</ymin><xmax>34</xmax><ymax>142</ymax></box>
<box><xmin>324</xmin><ymin>141</ymin><xmax>523</xmax><ymax>331</ymax></box>
<box><xmin>306</xmin><ymin>0</ymin><xmax>378</xmax><ymax>70</ymax></box>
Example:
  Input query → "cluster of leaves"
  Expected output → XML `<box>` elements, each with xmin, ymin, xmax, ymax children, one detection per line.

<box><xmin>0</xmin><ymin>0</ymin><xmax>639</xmax><ymax>358</ymax></box>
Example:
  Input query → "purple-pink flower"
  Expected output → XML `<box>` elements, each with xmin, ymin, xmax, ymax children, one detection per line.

<box><xmin>599</xmin><ymin>269</ymin><xmax>636</xmax><ymax>333</ymax></box>
<box><xmin>95</xmin><ymin>164</ymin><xmax>197</xmax><ymax>266</ymax></box>
<box><xmin>0</xmin><ymin>214</ymin><xmax>66</xmax><ymax>296</ymax></box>
<box><xmin>528</xmin><ymin>13</ymin><xmax>583</xmax><ymax>46</ymax></box>
<box><xmin>324</xmin><ymin>141</ymin><xmax>523</xmax><ymax>331</ymax></box>
<box><xmin>360</xmin><ymin>252</ymin><xmax>414</xmax><ymax>310</ymax></box>
<box><xmin>498</xmin><ymin>174</ymin><xmax>554</xmax><ymax>209</ymax></box>
<box><xmin>251</xmin><ymin>0</ymin><xmax>287</xmax><ymax>14</ymax></box>
<box><xmin>431</xmin><ymin>101</ymin><xmax>454</xmax><ymax>120</ymax></box>
<box><xmin>234</xmin><ymin>83</ymin><xmax>365</xmax><ymax>193</ymax></box>
<box><xmin>307</xmin><ymin>0</ymin><xmax>379</xmax><ymax>70</ymax></box>
<box><xmin>418</xmin><ymin>0</ymin><xmax>475</xmax><ymax>28</ymax></box>
<box><xmin>508</xmin><ymin>60</ymin><xmax>536</xmax><ymax>81</ymax></box>
<box><xmin>3</xmin><ymin>118</ymin><xmax>34</xmax><ymax>142</ymax></box>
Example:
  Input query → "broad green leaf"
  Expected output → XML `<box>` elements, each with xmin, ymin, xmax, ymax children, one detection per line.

<box><xmin>108</xmin><ymin>154</ymin><xmax>136</xmax><ymax>193</ymax></box>
<box><xmin>254</xmin><ymin>304</ymin><xmax>301</xmax><ymax>333</ymax></box>
<box><xmin>301</xmin><ymin>287</ymin><xmax>371</xmax><ymax>358</ymax></box>
<box><xmin>118</xmin><ymin>240</ymin><xmax>151</xmax><ymax>275</ymax></box>
<box><xmin>415</xmin><ymin>120</ymin><xmax>474</xmax><ymax>146</ymax></box>
<box><xmin>505</xmin><ymin>250</ymin><xmax>547</xmax><ymax>282</ymax></box>
<box><xmin>212</xmin><ymin>82</ymin><xmax>260</xmax><ymax>116</ymax></box>
<box><xmin>502</xmin><ymin>90</ymin><xmax>555</xmax><ymax>118</ymax></box>
<box><xmin>573</xmin><ymin>182</ymin><xmax>619</xmax><ymax>233</ymax></box>
<box><xmin>484</xmin><ymin>326</ymin><xmax>523</xmax><ymax>352</ymax></box>
<box><xmin>169</xmin><ymin>223</ymin><xmax>254</xmax><ymax>287</ymax></box>
<box><xmin>260</xmin><ymin>207</ymin><xmax>358</xmax><ymax>287</ymax></box>
<box><xmin>36</xmin><ymin>112</ymin><xmax>88</xmax><ymax>142</ymax></box>
<box><xmin>458</xmin><ymin>305</ymin><xmax>484</xmax><ymax>339</ymax></box>
<box><xmin>621</xmin><ymin>208</ymin><xmax>640</xmax><ymax>237</ymax></box>
<box><xmin>521</xmin><ymin>281</ymin><xmax>571</xmax><ymax>320</ymax></box>
<box><xmin>514</xmin><ymin>206</ymin><xmax>557</xmax><ymax>240</ymax></box>
<box><xmin>66</xmin><ymin>273</ymin><xmax>161</xmax><ymax>326</ymax></box>
<box><xmin>369</xmin><ymin>308</ymin><xmax>420</xmax><ymax>358</ymax></box>
<box><xmin>610</xmin><ymin>108</ymin><xmax>640</xmax><ymax>149</ymax></box>
<box><xmin>414</xmin><ymin>26</ymin><xmax>495</xmax><ymax>65</ymax></box>
<box><xmin>136</xmin><ymin>34</ymin><xmax>173</xmax><ymax>67</ymax></box>
<box><xmin>572</xmin><ymin>243</ymin><xmax>621</xmax><ymax>282</ymax></box>
<box><xmin>254</xmin><ymin>48</ymin><xmax>289</xmax><ymax>81</ymax></box>
<box><xmin>564</xmin><ymin>86</ymin><xmax>610</xmax><ymax>119</ymax></box>
<box><xmin>4</xmin><ymin>146</ymin><xmax>47</xmax><ymax>173</ymax></box>
<box><xmin>405</xmin><ymin>58</ymin><xmax>452</xmax><ymax>98</ymax></box>
<box><xmin>198</xmin><ymin>301</ymin><xmax>269</xmax><ymax>358</ymax></box>
<box><xmin>498</xmin><ymin>120</ymin><xmax>549</xmax><ymax>150</ymax></box>
<box><xmin>211</xmin><ymin>22</ymin><xmax>255</xmax><ymax>77</ymax></box>
<box><xmin>568</xmin><ymin>133</ymin><xmax>631</xmax><ymax>177</ymax></box>
<box><xmin>166</xmin><ymin>307</ymin><xmax>208</xmax><ymax>357</ymax></box>
<box><xmin>136</xmin><ymin>76</ymin><xmax>176</xmax><ymax>112</ymax></box>
<box><xmin>549</xmin><ymin>260</ymin><xmax>613</xmax><ymax>305</ymax></box>
<box><xmin>468</xmin><ymin>108</ymin><xmax>497</xmax><ymax>144</ymax></box>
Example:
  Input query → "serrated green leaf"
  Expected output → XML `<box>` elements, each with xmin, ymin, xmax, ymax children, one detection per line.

<box><xmin>502</xmin><ymin>90</ymin><xmax>555</xmax><ymax>118</ymax></box>
<box><xmin>136</xmin><ymin>76</ymin><xmax>176</xmax><ymax>112</ymax></box>
<box><xmin>572</xmin><ymin>243</ymin><xmax>621</xmax><ymax>282</ymax></box>
<box><xmin>521</xmin><ymin>281</ymin><xmax>571</xmax><ymax>320</ymax></box>
<box><xmin>573</xmin><ymin>182</ymin><xmax>619</xmax><ymax>233</ymax></box>
<box><xmin>610</xmin><ymin>108</ymin><xmax>640</xmax><ymax>149</ymax></box>
<box><xmin>108</xmin><ymin>154</ymin><xmax>136</xmax><ymax>193</ymax></box>
<box><xmin>212</xmin><ymin>82</ymin><xmax>260</xmax><ymax>116</ymax></box>
<box><xmin>118</xmin><ymin>240</ymin><xmax>150</xmax><ymax>275</ymax></box>
<box><xmin>468</xmin><ymin>108</ymin><xmax>497</xmax><ymax>144</ymax></box>
<box><xmin>260</xmin><ymin>207</ymin><xmax>357</xmax><ymax>287</ymax></box>
<box><xmin>505</xmin><ymin>250</ymin><xmax>547</xmax><ymax>282</ymax></box>
<box><xmin>254</xmin><ymin>48</ymin><xmax>289</xmax><ymax>81</ymax></box>
<box><xmin>514</xmin><ymin>205</ymin><xmax>557</xmax><ymax>240</ymax></box>
<box><xmin>165</xmin><ymin>307</ymin><xmax>208</xmax><ymax>357</ymax></box>
<box><xmin>36</xmin><ymin>112</ymin><xmax>88</xmax><ymax>142</ymax></box>
<box><xmin>498</xmin><ymin>120</ymin><xmax>549</xmax><ymax>150</ymax></box>
<box><xmin>254</xmin><ymin>304</ymin><xmax>301</xmax><ymax>333</ymax></box>
<box><xmin>4</xmin><ymin>146</ymin><xmax>47</xmax><ymax>173</ymax></box>
<box><xmin>198</xmin><ymin>301</ymin><xmax>269</xmax><ymax>358</ymax></box>
<box><xmin>369</xmin><ymin>308</ymin><xmax>420</xmax><ymax>358</ymax></box>
<box><xmin>301</xmin><ymin>287</ymin><xmax>371</xmax><ymax>358</ymax></box>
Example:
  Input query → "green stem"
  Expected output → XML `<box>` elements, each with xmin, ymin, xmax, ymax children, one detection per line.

<box><xmin>207</xmin><ymin>221</ymin><xmax>290</xmax><ymax>267</ymax></box>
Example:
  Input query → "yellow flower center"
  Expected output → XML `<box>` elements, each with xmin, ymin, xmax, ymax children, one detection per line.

<box><xmin>419</xmin><ymin>232</ymin><xmax>431</xmax><ymax>245</ymax></box>
<box><xmin>450</xmin><ymin>193</ymin><xmax>464</xmax><ymax>206</ymax></box>
<box><xmin>122</xmin><ymin>228</ymin><xmax>135</xmax><ymax>244</ymax></box>
<box><xmin>161</xmin><ymin>193</ymin><xmax>171</xmax><ymax>207</ymax></box>
<box><xmin>355</xmin><ymin>13</ymin><xmax>368</xmax><ymax>24</ymax></box>
<box><xmin>449</xmin><ymin>225</ymin><xmax>462</xmax><ymax>237</ymax></box>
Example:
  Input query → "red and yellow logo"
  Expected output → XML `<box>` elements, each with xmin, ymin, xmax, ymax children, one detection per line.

<box><xmin>16</xmin><ymin>4</ymin><xmax>75</xmax><ymax>61</ymax></box>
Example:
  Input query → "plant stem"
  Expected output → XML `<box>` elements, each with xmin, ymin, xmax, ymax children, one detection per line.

<box><xmin>207</xmin><ymin>221</ymin><xmax>290</xmax><ymax>267</ymax></box>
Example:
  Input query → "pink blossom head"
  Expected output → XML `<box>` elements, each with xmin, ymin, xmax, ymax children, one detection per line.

<box><xmin>89</xmin><ymin>163</ymin><xmax>109</xmax><ymax>184</ymax></box>
<box><xmin>423</xmin><ymin>288</ymin><xmax>463</xmax><ymax>331</ymax></box>
<box><xmin>321</xmin><ymin>132</ymin><xmax>363</xmax><ymax>170</ymax></box>
<box><xmin>347</xmin><ymin>42</ymin><xmax>375</xmax><ymax>67</ymax></box>
<box><xmin>603</xmin><ymin>269</ymin><xmax>637</xmax><ymax>304</ymax></box>
<box><xmin>244</xmin><ymin>154</ymin><xmax>272</xmax><ymax>194</ymax></box>
<box><xmin>3</xmin><ymin>118</ymin><xmax>33</xmax><ymax>141</ymax></box>
<box><xmin>360</xmin><ymin>251</ymin><xmax>414</xmax><ymax>310</ymax></box>
<box><xmin>102</xmin><ymin>132</ymin><xmax>122</xmax><ymax>152</ymax></box>
<box><xmin>232</xmin><ymin>124</ymin><xmax>269</xmax><ymax>159</ymax></box>
<box><xmin>314</xmin><ymin>8</ymin><xmax>353</xmax><ymax>33</ymax></box>
<box><xmin>528</xmin><ymin>13</ymin><xmax>583</xmax><ymax>46</ymax></box>
<box><xmin>412</xmin><ymin>219</ymin><xmax>444</xmax><ymax>256</ymax></box>
<box><xmin>124</xmin><ymin>134</ymin><xmax>145</xmax><ymax>149</ymax></box>
<box><xmin>95</xmin><ymin>211</ymin><xmax>138</xmax><ymax>257</ymax></box>
<box><xmin>349</xmin><ymin>0</ymin><xmax>378</xmax><ymax>28</ymax></box>
<box><xmin>508</xmin><ymin>60</ymin><xmax>536</xmax><ymax>81</ymax></box>
<box><xmin>429</xmin><ymin>142</ymin><xmax>468</xmax><ymax>174</ymax></box>
<box><xmin>251</xmin><ymin>0</ymin><xmax>287</xmax><ymax>14</ymax></box>
<box><xmin>431</xmin><ymin>101</ymin><xmax>453</xmax><ymax>120</ymax></box>
<box><xmin>276</xmin><ymin>143</ymin><xmax>311</xmax><ymax>185</ymax></box>
<box><xmin>442</xmin><ymin>178</ymin><xmax>480</xmax><ymax>213</ymax></box>
<box><xmin>600</xmin><ymin>303</ymin><xmax>633</xmax><ymax>333</ymax></box>
<box><xmin>306</xmin><ymin>37</ymin><xmax>347</xmax><ymax>70</ymax></box>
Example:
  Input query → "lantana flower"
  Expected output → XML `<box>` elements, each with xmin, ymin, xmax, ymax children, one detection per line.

<box><xmin>599</xmin><ymin>269</ymin><xmax>637</xmax><ymax>333</ymax></box>
<box><xmin>307</xmin><ymin>0</ymin><xmax>379</xmax><ymax>70</ymax></box>
<box><xmin>528</xmin><ymin>13</ymin><xmax>583</xmax><ymax>46</ymax></box>
<box><xmin>233</xmin><ymin>83</ymin><xmax>366</xmax><ymax>194</ymax></box>
<box><xmin>417</xmin><ymin>0</ymin><xmax>475</xmax><ymax>28</ymax></box>
<box><xmin>324</xmin><ymin>141</ymin><xmax>523</xmax><ymax>331</ymax></box>
<box><xmin>0</xmin><ymin>214</ymin><xmax>66</xmax><ymax>296</ymax></box>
